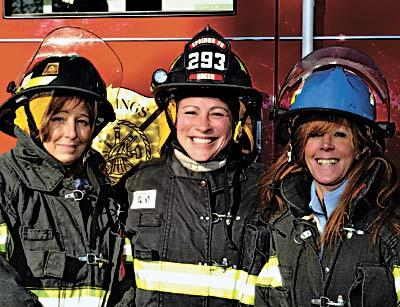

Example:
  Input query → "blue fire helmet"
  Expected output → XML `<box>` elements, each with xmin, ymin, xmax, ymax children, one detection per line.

<box><xmin>293</xmin><ymin>67</ymin><xmax>373</xmax><ymax>119</ymax></box>
<box><xmin>276</xmin><ymin>67</ymin><xmax>386</xmax><ymax>144</ymax></box>
<box><xmin>274</xmin><ymin>46</ymin><xmax>395</xmax><ymax>147</ymax></box>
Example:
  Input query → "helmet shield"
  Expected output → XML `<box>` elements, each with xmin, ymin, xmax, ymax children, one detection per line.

<box><xmin>276</xmin><ymin>46</ymin><xmax>394</xmax><ymax>146</ymax></box>
<box><xmin>278</xmin><ymin>46</ymin><xmax>389</xmax><ymax>105</ymax></box>
<box><xmin>0</xmin><ymin>26</ymin><xmax>122</xmax><ymax>137</ymax></box>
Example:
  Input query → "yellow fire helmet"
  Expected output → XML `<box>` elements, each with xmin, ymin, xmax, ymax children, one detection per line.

<box><xmin>0</xmin><ymin>26</ymin><xmax>122</xmax><ymax>139</ymax></box>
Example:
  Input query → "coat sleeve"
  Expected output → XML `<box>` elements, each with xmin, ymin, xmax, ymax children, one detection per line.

<box><xmin>0</xmin><ymin>208</ymin><xmax>41</xmax><ymax>306</ymax></box>
<box><xmin>109</xmin><ymin>173</ymin><xmax>137</xmax><ymax>307</ymax></box>
<box><xmin>0</xmin><ymin>164</ymin><xmax>41</xmax><ymax>306</ymax></box>
<box><xmin>255</xmin><ymin>223</ymin><xmax>289</xmax><ymax>307</ymax></box>
<box><xmin>0</xmin><ymin>252</ymin><xmax>42</xmax><ymax>306</ymax></box>
<box><xmin>382</xmin><ymin>226</ymin><xmax>400</xmax><ymax>306</ymax></box>
<box><xmin>110</xmin><ymin>237</ymin><xmax>136</xmax><ymax>307</ymax></box>
<box><xmin>391</xmin><ymin>263</ymin><xmax>400</xmax><ymax>307</ymax></box>
<box><xmin>255</xmin><ymin>251</ymin><xmax>284</xmax><ymax>307</ymax></box>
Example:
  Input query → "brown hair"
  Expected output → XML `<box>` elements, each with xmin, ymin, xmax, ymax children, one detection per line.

<box><xmin>260</xmin><ymin>115</ymin><xmax>399</xmax><ymax>246</ymax></box>
<box><xmin>39</xmin><ymin>95</ymin><xmax>97</xmax><ymax>142</ymax></box>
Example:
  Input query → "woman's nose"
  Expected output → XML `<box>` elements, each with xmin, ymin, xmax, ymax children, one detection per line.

<box><xmin>196</xmin><ymin>114</ymin><xmax>212</xmax><ymax>131</ymax></box>
<box><xmin>64</xmin><ymin>120</ymin><xmax>77</xmax><ymax>138</ymax></box>
<box><xmin>321</xmin><ymin>133</ymin><xmax>334</xmax><ymax>150</ymax></box>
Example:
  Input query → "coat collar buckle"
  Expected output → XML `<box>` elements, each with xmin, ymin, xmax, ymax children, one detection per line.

<box><xmin>311</xmin><ymin>295</ymin><xmax>345</xmax><ymax>306</ymax></box>
<box><xmin>64</xmin><ymin>189</ymin><xmax>85</xmax><ymax>201</ymax></box>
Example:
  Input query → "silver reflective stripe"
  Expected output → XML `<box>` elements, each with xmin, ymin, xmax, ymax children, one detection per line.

<box><xmin>134</xmin><ymin>259</ymin><xmax>257</xmax><ymax>304</ymax></box>
<box><xmin>30</xmin><ymin>287</ymin><xmax>108</xmax><ymax>307</ymax></box>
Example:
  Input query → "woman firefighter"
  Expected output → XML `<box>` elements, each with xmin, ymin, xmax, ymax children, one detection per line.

<box><xmin>117</xmin><ymin>25</ymin><xmax>269</xmax><ymax>306</ymax></box>
<box><xmin>0</xmin><ymin>27</ymin><xmax>124</xmax><ymax>306</ymax></box>
<box><xmin>256</xmin><ymin>46</ymin><xmax>400</xmax><ymax>307</ymax></box>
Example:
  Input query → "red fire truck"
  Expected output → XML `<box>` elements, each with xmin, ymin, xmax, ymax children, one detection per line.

<box><xmin>1</xmin><ymin>0</ymin><xmax>399</xmax><ymax>181</ymax></box>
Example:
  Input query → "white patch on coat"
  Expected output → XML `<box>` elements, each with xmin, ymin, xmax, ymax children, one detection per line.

<box><xmin>131</xmin><ymin>190</ymin><xmax>157</xmax><ymax>209</ymax></box>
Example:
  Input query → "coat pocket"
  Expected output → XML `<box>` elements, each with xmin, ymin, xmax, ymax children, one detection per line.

<box><xmin>21</xmin><ymin>227</ymin><xmax>58</xmax><ymax>249</ymax></box>
<box><xmin>348</xmin><ymin>264</ymin><xmax>397</xmax><ymax>307</ymax></box>
<box><xmin>25</xmin><ymin>250</ymin><xmax>67</xmax><ymax>278</ymax></box>
<box><xmin>255</xmin><ymin>283</ymin><xmax>292</xmax><ymax>307</ymax></box>
<box><xmin>22</xmin><ymin>227</ymin><xmax>53</xmax><ymax>240</ymax></box>
<box><xmin>240</xmin><ymin>222</ymin><xmax>269</xmax><ymax>275</ymax></box>
<box><xmin>128</xmin><ymin>212</ymin><xmax>162</xmax><ymax>227</ymax></box>
<box><xmin>128</xmin><ymin>212</ymin><xmax>163</xmax><ymax>260</ymax></box>
<box><xmin>22</xmin><ymin>227</ymin><xmax>67</xmax><ymax>278</ymax></box>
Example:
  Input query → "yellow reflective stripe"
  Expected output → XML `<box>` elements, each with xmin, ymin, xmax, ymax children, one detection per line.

<box><xmin>257</xmin><ymin>256</ymin><xmax>282</xmax><ymax>288</ymax></box>
<box><xmin>123</xmin><ymin>238</ymin><xmax>133</xmax><ymax>263</ymax></box>
<box><xmin>134</xmin><ymin>259</ymin><xmax>257</xmax><ymax>304</ymax></box>
<box><xmin>30</xmin><ymin>287</ymin><xmax>108</xmax><ymax>307</ymax></box>
<box><xmin>393</xmin><ymin>265</ymin><xmax>400</xmax><ymax>303</ymax></box>
<box><xmin>0</xmin><ymin>223</ymin><xmax>8</xmax><ymax>253</ymax></box>
<box><xmin>0</xmin><ymin>223</ymin><xmax>13</xmax><ymax>260</ymax></box>
<box><xmin>26</xmin><ymin>76</ymin><xmax>57</xmax><ymax>89</ymax></box>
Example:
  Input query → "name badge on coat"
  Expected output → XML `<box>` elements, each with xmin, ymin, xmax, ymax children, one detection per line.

<box><xmin>131</xmin><ymin>189</ymin><xmax>157</xmax><ymax>209</ymax></box>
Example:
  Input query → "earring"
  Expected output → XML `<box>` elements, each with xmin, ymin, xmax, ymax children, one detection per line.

<box><xmin>287</xmin><ymin>143</ymin><xmax>293</xmax><ymax>163</ymax></box>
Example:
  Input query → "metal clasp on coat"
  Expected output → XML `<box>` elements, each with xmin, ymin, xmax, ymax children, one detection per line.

<box><xmin>199</xmin><ymin>257</ymin><xmax>237</xmax><ymax>272</ymax></box>
<box><xmin>311</xmin><ymin>295</ymin><xmax>345</xmax><ymax>306</ymax></box>
<box><xmin>65</xmin><ymin>190</ymin><xmax>85</xmax><ymax>201</ymax></box>
<box><xmin>78</xmin><ymin>253</ymin><xmax>108</xmax><ymax>267</ymax></box>
<box><xmin>343</xmin><ymin>227</ymin><xmax>364</xmax><ymax>239</ymax></box>
<box><xmin>294</xmin><ymin>230</ymin><xmax>313</xmax><ymax>244</ymax></box>
<box><xmin>212</xmin><ymin>213</ymin><xmax>240</xmax><ymax>225</ymax></box>
<box><xmin>116</xmin><ymin>204</ymin><xmax>125</xmax><ymax>217</ymax></box>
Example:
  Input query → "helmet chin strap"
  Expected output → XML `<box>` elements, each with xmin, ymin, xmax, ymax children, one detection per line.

<box><xmin>233</xmin><ymin>116</ymin><xmax>247</xmax><ymax>143</ymax></box>
<box><xmin>232</xmin><ymin>97</ymin><xmax>256</xmax><ymax>144</ymax></box>
<box><xmin>24</xmin><ymin>104</ymin><xmax>40</xmax><ymax>140</ymax></box>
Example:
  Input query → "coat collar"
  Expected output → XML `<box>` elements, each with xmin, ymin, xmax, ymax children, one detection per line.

<box><xmin>279</xmin><ymin>161</ymin><xmax>383</xmax><ymax>221</ymax></box>
<box><xmin>8</xmin><ymin>128</ymin><xmax>68</xmax><ymax>192</ymax></box>
<box><xmin>168</xmin><ymin>152</ymin><xmax>247</xmax><ymax>193</ymax></box>
<box><xmin>280</xmin><ymin>172</ymin><xmax>313</xmax><ymax>217</ymax></box>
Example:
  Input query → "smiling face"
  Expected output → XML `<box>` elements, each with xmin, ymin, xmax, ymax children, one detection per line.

<box><xmin>176</xmin><ymin>97</ymin><xmax>233</xmax><ymax>162</ymax></box>
<box><xmin>302</xmin><ymin>119</ymin><xmax>356</xmax><ymax>197</ymax></box>
<box><xmin>41</xmin><ymin>97</ymin><xmax>93</xmax><ymax>165</ymax></box>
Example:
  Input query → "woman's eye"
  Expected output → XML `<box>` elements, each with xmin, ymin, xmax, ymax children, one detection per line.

<box><xmin>211</xmin><ymin>112</ymin><xmax>226</xmax><ymax>117</ymax></box>
<box><xmin>309</xmin><ymin>131</ymin><xmax>322</xmax><ymax>138</ymax></box>
<box><xmin>50</xmin><ymin>116</ymin><xmax>64</xmax><ymax>122</ymax></box>
<box><xmin>210</xmin><ymin>110</ymin><xmax>229</xmax><ymax>118</ymax></box>
<box><xmin>77</xmin><ymin>119</ymin><xmax>89</xmax><ymax>126</ymax></box>
<box><xmin>183</xmin><ymin>111</ymin><xmax>197</xmax><ymax>115</ymax></box>
<box><xmin>334</xmin><ymin>131</ymin><xmax>347</xmax><ymax>138</ymax></box>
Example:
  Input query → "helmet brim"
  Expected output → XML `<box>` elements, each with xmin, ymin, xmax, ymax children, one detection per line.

<box><xmin>275</xmin><ymin>107</ymin><xmax>386</xmax><ymax>145</ymax></box>
<box><xmin>154</xmin><ymin>82</ymin><xmax>263</xmax><ymax>106</ymax></box>
<box><xmin>0</xmin><ymin>86</ymin><xmax>115</xmax><ymax>137</ymax></box>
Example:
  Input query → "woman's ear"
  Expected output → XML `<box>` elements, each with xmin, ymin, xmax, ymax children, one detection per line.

<box><xmin>287</xmin><ymin>143</ymin><xmax>293</xmax><ymax>163</ymax></box>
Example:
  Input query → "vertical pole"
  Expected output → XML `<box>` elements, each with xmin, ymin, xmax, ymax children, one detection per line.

<box><xmin>302</xmin><ymin>0</ymin><xmax>315</xmax><ymax>58</ymax></box>
<box><xmin>272</xmin><ymin>0</ymin><xmax>280</xmax><ymax>159</ymax></box>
